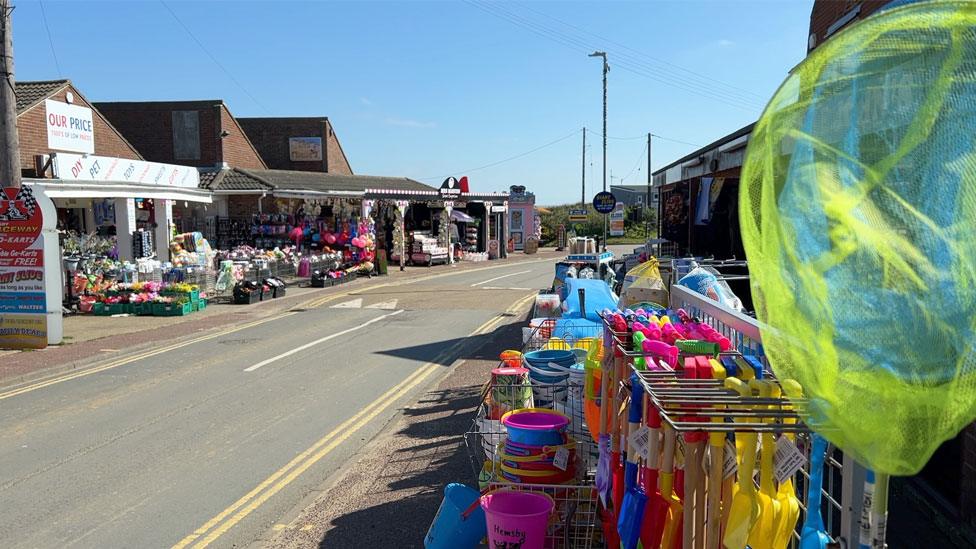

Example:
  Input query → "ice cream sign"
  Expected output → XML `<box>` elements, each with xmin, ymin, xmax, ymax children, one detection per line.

<box><xmin>45</xmin><ymin>99</ymin><xmax>95</xmax><ymax>154</ymax></box>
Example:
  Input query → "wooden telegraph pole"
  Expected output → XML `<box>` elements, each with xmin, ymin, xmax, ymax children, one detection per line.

<box><xmin>0</xmin><ymin>0</ymin><xmax>20</xmax><ymax>190</ymax></box>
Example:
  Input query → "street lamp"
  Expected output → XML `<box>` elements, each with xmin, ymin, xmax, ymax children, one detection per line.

<box><xmin>589</xmin><ymin>51</ymin><xmax>608</xmax><ymax>251</ymax></box>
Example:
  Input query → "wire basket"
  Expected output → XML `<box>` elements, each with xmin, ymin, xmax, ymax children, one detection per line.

<box><xmin>486</xmin><ymin>482</ymin><xmax>603</xmax><ymax>549</ymax></box>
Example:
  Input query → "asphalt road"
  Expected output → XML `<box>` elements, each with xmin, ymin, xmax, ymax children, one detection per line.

<box><xmin>0</xmin><ymin>258</ymin><xmax>560</xmax><ymax>549</ymax></box>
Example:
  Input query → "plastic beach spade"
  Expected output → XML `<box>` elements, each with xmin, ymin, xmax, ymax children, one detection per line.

<box><xmin>748</xmin><ymin>380</ymin><xmax>782</xmax><ymax>549</ymax></box>
<box><xmin>800</xmin><ymin>434</ymin><xmax>831</xmax><ymax>549</ymax></box>
<box><xmin>723</xmin><ymin>377</ymin><xmax>761</xmax><ymax>549</ymax></box>
<box><xmin>773</xmin><ymin>380</ymin><xmax>804</xmax><ymax>549</ymax></box>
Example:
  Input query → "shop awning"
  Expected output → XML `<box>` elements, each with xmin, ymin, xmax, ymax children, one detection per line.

<box><xmin>25</xmin><ymin>179</ymin><xmax>213</xmax><ymax>203</ymax></box>
<box><xmin>450</xmin><ymin>210</ymin><xmax>476</xmax><ymax>223</ymax></box>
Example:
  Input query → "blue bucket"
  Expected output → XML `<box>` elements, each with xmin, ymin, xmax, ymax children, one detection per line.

<box><xmin>425</xmin><ymin>483</ymin><xmax>487</xmax><ymax>549</ymax></box>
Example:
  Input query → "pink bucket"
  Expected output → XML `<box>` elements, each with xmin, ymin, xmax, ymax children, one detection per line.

<box><xmin>480</xmin><ymin>490</ymin><xmax>553</xmax><ymax>549</ymax></box>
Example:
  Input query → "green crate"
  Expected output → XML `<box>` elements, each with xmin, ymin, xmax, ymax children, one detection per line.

<box><xmin>191</xmin><ymin>298</ymin><xmax>207</xmax><ymax>312</ymax></box>
<box><xmin>93</xmin><ymin>302</ymin><xmax>108</xmax><ymax>316</ymax></box>
<box><xmin>107</xmin><ymin>303</ymin><xmax>126</xmax><ymax>315</ymax></box>
<box><xmin>153</xmin><ymin>302</ymin><xmax>190</xmax><ymax>316</ymax></box>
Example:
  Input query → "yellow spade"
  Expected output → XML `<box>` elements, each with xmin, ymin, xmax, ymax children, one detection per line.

<box><xmin>660</xmin><ymin>424</ymin><xmax>684</xmax><ymax>549</ymax></box>
<box><xmin>723</xmin><ymin>377</ymin><xmax>760</xmax><ymax>549</ymax></box>
<box><xmin>772</xmin><ymin>380</ymin><xmax>804</xmax><ymax>549</ymax></box>
<box><xmin>747</xmin><ymin>380</ymin><xmax>781</xmax><ymax>549</ymax></box>
<box><xmin>705</xmin><ymin>359</ymin><xmax>727</xmax><ymax>549</ymax></box>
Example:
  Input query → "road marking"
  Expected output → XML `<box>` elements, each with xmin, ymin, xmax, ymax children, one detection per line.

<box><xmin>0</xmin><ymin>258</ymin><xmax>552</xmax><ymax>401</ymax></box>
<box><xmin>0</xmin><ymin>313</ymin><xmax>297</xmax><ymax>402</ymax></box>
<box><xmin>481</xmin><ymin>286</ymin><xmax>532</xmax><ymax>291</ymax></box>
<box><xmin>174</xmin><ymin>294</ymin><xmax>535</xmax><ymax>549</ymax></box>
<box><xmin>470</xmin><ymin>269</ymin><xmax>531</xmax><ymax>287</ymax></box>
<box><xmin>365</xmin><ymin>299</ymin><xmax>398</xmax><ymax>310</ymax></box>
<box><xmin>243</xmin><ymin>310</ymin><xmax>404</xmax><ymax>372</ymax></box>
<box><xmin>329</xmin><ymin>298</ymin><xmax>363</xmax><ymax>309</ymax></box>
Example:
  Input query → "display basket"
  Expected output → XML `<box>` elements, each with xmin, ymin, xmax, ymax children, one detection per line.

<box><xmin>484</xmin><ymin>481</ymin><xmax>602</xmax><ymax>549</ymax></box>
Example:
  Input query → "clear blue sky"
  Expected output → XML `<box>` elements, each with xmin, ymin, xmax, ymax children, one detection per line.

<box><xmin>13</xmin><ymin>0</ymin><xmax>812</xmax><ymax>205</ymax></box>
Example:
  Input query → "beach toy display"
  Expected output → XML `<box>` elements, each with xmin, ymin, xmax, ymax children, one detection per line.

<box><xmin>481</xmin><ymin>490</ymin><xmax>554</xmax><ymax>549</ymax></box>
<box><xmin>501</xmin><ymin>408</ymin><xmax>570</xmax><ymax>446</ymax></box>
<box><xmin>424</xmin><ymin>483</ymin><xmax>487</xmax><ymax>549</ymax></box>
<box><xmin>522</xmin><ymin>349</ymin><xmax>577</xmax><ymax>406</ymax></box>
<box><xmin>740</xmin><ymin>0</ymin><xmax>976</xmax><ymax>475</ymax></box>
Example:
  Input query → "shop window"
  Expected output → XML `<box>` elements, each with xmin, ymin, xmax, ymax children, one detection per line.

<box><xmin>173</xmin><ymin>110</ymin><xmax>201</xmax><ymax>160</ymax></box>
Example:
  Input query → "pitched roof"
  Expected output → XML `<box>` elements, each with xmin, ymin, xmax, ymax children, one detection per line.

<box><xmin>15</xmin><ymin>79</ymin><xmax>70</xmax><ymax>114</ymax></box>
<box><xmin>652</xmin><ymin>122</ymin><xmax>755</xmax><ymax>177</ymax></box>
<box><xmin>199</xmin><ymin>168</ymin><xmax>273</xmax><ymax>192</ymax></box>
<box><xmin>243</xmin><ymin>169</ymin><xmax>435</xmax><ymax>194</ymax></box>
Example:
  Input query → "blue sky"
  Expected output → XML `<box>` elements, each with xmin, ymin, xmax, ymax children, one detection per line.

<box><xmin>14</xmin><ymin>0</ymin><xmax>812</xmax><ymax>205</ymax></box>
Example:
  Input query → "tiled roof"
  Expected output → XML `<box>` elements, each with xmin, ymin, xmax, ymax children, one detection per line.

<box><xmin>16</xmin><ymin>80</ymin><xmax>70</xmax><ymax>114</ymax></box>
<box><xmin>199</xmin><ymin>168</ymin><xmax>273</xmax><ymax>192</ymax></box>
<box><xmin>244</xmin><ymin>169</ymin><xmax>435</xmax><ymax>194</ymax></box>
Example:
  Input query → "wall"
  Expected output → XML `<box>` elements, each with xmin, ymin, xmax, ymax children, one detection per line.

<box><xmin>217</xmin><ymin>106</ymin><xmax>266</xmax><ymax>170</ymax></box>
<box><xmin>95</xmin><ymin>102</ymin><xmax>219</xmax><ymax>167</ymax></box>
<box><xmin>237</xmin><ymin>118</ymin><xmax>329</xmax><ymax>172</ymax></box>
<box><xmin>18</xmin><ymin>85</ymin><xmax>142</xmax><ymax>175</ymax></box>
<box><xmin>325</xmin><ymin>120</ymin><xmax>353</xmax><ymax>175</ymax></box>
<box><xmin>808</xmin><ymin>0</ymin><xmax>890</xmax><ymax>52</ymax></box>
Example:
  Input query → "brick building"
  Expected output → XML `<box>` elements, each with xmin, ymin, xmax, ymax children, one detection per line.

<box><xmin>15</xmin><ymin>80</ymin><xmax>209</xmax><ymax>262</ymax></box>
<box><xmin>807</xmin><ymin>0</ymin><xmax>891</xmax><ymax>53</ymax></box>
<box><xmin>94</xmin><ymin>100</ymin><xmax>267</xmax><ymax>170</ymax></box>
<box><xmin>236</xmin><ymin>117</ymin><xmax>352</xmax><ymax>174</ymax></box>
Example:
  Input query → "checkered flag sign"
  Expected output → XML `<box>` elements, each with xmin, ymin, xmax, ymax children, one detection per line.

<box><xmin>15</xmin><ymin>186</ymin><xmax>37</xmax><ymax>218</ymax></box>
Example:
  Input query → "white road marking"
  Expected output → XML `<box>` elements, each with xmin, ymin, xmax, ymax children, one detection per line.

<box><xmin>480</xmin><ymin>286</ymin><xmax>532</xmax><ymax>291</ymax></box>
<box><xmin>365</xmin><ymin>299</ymin><xmax>398</xmax><ymax>310</ymax></box>
<box><xmin>330</xmin><ymin>298</ymin><xmax>363</xmax><ymax>309</ymax></box>
<box><xmin>470</xmin><ymin>269</ymin><xmax>532</xmax><ymax>287</ymax></box>
<box><xmin>243</xmin><ymin>310</ymin><xmax>405</xmax><ymax>372</ymax></box>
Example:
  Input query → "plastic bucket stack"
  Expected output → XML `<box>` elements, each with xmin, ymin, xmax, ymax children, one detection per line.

<box><xmin>481</xmin><ymin>490</ymin><xmax>554</xmax><ymax>549</ymax></box>
<box><xmin>522</xmin><ymin>349</ymin><xmax>577</xmax><ymax>407</ymax></box>
<box><xmin>499</xmin><ymin>408</ymin><xmax>576</xmax><ymax>484</ymax></box>
<box><xmin>489</xmin><ymin>366</ymin><xmax>533</xmax><ymax>419</ymax></box>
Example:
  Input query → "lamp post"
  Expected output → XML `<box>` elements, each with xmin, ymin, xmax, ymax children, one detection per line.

<box><xmin>589</xmin><ymin>51</ymin><xmax>608</xmax><ymax>251</ymax></box>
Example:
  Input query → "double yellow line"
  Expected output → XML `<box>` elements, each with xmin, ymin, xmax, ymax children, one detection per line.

<box><xmin>172</xmin><ymin>291</ymin><xmax>536</xmax><ymax>549</ymax></box>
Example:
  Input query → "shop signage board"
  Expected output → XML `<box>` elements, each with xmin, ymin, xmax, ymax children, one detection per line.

<box><xmin>45</xmin><ymin>99</ymin><xmax>95</xmax><ymax>154</ymax></box>
<box><xmin>0</xmin><ymin>185</ymin><xmax>62</xmax><ymax>349</ymax></box>
<box><xmin>51</xmin><ymin>153</ymin><xmax>200</xmax><ymax>189</ymax></box>
<box><xmin>440</xmin><ymin>177</ymin><xmax>462</xmax><ymax>198</ymax></box>
<box><xmin>609</xmin><ymin>201</ymin><xmax>626</xmax><ymax>236</ymax></box>
<box><xmin>289</xmin><ymin>137</ymin><xmax>323</xmax><ymax>161</ymax></box>
<box><xmin>592</xmin><ymin>191</ymin><xmax>616</xmax><ymax>214</ymax></box>
<box><xmin>569</xmin><ymin>208</ymin><xmax>588</xmax><ymax>222</ymax></box>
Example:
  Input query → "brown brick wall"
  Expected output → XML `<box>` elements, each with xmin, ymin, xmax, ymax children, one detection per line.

<box><xmin>96</xmin><ymin>102</ymin><xmax>219</xmax><ymax>167</ymax></box>
<box><xmin>237</xmin><ymin>118</ymin><xmax>328</xmax><ymax>172</ymax></box>
<box><xmin>18</xmin><ymin>85</ymin><xmax>142</xmax><ymax>175</ymax></box>
<box><xmin>227</xmin><ymin>194</ymin><xmax>282</xmax><ymax>218</ymax></box>
<box><xmin>217</xmin><ymin>106</ymin><xmax>266</xmax><ymax>170</ymax></box>
<box><xmin>325</xmin><ymin>119</ymin><xmax>353</xmax><ymax>175</ymax></box>
<box><xmin>808</xmin><ymin>0</ymin><xmax>890</xmax><ymax>52</ymax></box>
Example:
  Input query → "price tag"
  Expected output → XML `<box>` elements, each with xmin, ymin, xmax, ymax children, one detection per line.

<box><xmin>553</xmin><ymin>447</ymin><xmax>570</xmax><ymax>471</ymax></box>
<box><xmin>774</xmin><ymin>435</ymin><xmax>807</xmax><ymax>484</ymax></box>
<box><xmin>723</xmin><ymin>440</ymin><xmax>738</xmax><ymax>479</ymax></box>
<box><xmin>629</xmin><ymin>426</ymin><xmax>651</xmax><ymax>461</ymax></box>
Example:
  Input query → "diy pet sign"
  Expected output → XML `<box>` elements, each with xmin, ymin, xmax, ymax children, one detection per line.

<box><xmin>0</xmin><ymin>185</ymin><xmax>62</xmax><ymax>348</ymax></box>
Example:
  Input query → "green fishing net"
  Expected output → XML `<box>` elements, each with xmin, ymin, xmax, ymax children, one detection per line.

<box><xmin>740</xmin><ymin>0</ymin><xmax>976</xmax><ymax>475</ymax></box>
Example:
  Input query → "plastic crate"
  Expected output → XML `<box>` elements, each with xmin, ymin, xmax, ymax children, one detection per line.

<box><xmin>234</xmin><ymin>291</ymin><xmax>261</xmax><ymax>305</ymax></box>
<box><xmin>93</xmin><ymin>302</ymin><xmax>109</xmax><ymax>316</ymax></box>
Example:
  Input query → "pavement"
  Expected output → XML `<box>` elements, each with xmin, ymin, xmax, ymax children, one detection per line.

<box><xmin>0</xmin><ymin>248</ymin><xmax>566</xmax><ymax>548</ymax></box>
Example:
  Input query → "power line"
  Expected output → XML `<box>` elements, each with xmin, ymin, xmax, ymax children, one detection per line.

<box><xmin>619</xmin><ymin>142</ymin><xmax>647</xmax><ymax>183</ymax></box>
<box><xmin>593</xmin><ymin>130</ymin><xmax>702</xmax><ymax>148</ymax></box>
<box><xmin>38</xmin><ymin>1</ymin><xmax>61</xmax><ymax>77</ymax></box>
<box><xmin>466</xmin><ymin>1</ymin><xmax>766</xmax><ymax>112</ymax></box>
<box><xmin>417</xmin><ymin>128</ymin><xmax>581</xmax><ymax>181</ymax></box>
<box><xmin>159</xmin><ymin>1</ymin><xmax>270</xmax><ymax>114</ymax></box>
<box><xmin>516</xmin><ymin>2</ymin><xmax>767</xmax><ymax>102</ymax></box>
<box><xmin>651</xmin><ymin>133</ymin><xmax>702</xmax><ymax>148</ymax></box>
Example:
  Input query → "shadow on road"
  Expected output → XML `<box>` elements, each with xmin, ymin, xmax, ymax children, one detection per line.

<box><xmin>375</xmin><ymin>323</ymin><xmax>521</xmax><ymax>366</ymax></box>
<box><xmin>316</xmin><ymin>320</ymin><xmax>524</xmax><ymax>547</ymax></box>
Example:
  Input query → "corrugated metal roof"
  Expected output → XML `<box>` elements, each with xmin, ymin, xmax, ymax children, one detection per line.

<box><xmin>15</xmin><ymin>80</ymin><xmax>70</xmax><ymax>114</ymax></box>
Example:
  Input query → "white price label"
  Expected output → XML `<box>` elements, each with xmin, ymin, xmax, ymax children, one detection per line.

<box><xmin>553</xmin><ymin>447</ymin><xmax>570</xmax><ymax>471</ymax></box>
<box><xmin>723</xmin><ymin>439</ymin><xmax>738</xmax><ymax>479</ymax></box>
<box><xmin>629</xmin><ymin>426</ymin><xmax>651</xmax><ymax>461</ymax></box>
<box><xmin>774</xmin><ymin>435</ymin><xmax>807</xmax><ymax>484</ymax></box>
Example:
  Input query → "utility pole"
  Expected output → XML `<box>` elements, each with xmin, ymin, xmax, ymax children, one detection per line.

<box><xmin>581</xmin><ymin>127</ymin><xmax>585</xmax><ymax>210</ymax></box>
<box><xmin>0</xmin><ymin>0</ymin><xmax>20</xmax><ymax>189</ymax></box>
<box><xmin>646</xmin><ymin>132</ymin><xmax>652</xmax><ymax>238</ymax></box>
<box><xmin>589</xmin><ymin>51</ymin><xmax>608</xmax><ymax>251</ymax></box>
